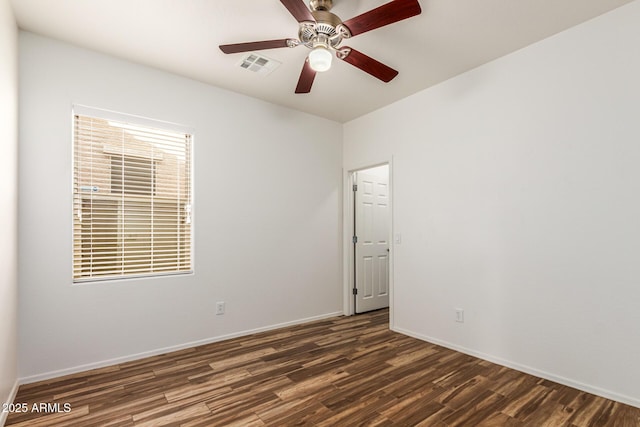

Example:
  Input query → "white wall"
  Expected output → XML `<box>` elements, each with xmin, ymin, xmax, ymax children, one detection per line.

<box><xmin>344</xmin><ymin>0</ymin><xmax>640</xmax><ymax>407</ymax></box>
<box><xmin>0</xmin><ymin>0</ymin><xmax>19</xmax><ymax>421</ymax></box>
<box><xmin>18</xmin><ymin>32</ymin><xmax>343</xmax><ymax>380</ymax></box>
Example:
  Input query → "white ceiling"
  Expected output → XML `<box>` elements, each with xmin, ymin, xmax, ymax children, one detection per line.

<box><xmin>10</xmin><ymin>0</ymin><xmax>634</xmax><ymax>123</ymax></box>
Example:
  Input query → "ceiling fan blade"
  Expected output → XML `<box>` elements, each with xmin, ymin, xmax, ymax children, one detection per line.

<box><xmin>219</xmin><ymin>39</ymin><xmax>294</xmax><ymax>54</ymax></box>
<box><xmin>280</xmin><ymin>0</ymin><xmax>315</xmax><ymax>23</ymax></box>
<box><xmin>339</xmin><ymin>47</ymin><xmax>398</xmax><ymax>82</ymax></box>
<box><xmin>295</xmin><ymin>59</ymin><xmax>316</xmax><ymax>93</ymax></box>
<box><xmin>341</xmin><ymin>0</ymin><xmax>421</xmax><ymax>37</ymax></box>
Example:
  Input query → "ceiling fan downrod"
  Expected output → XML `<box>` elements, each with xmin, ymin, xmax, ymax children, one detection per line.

<box><xmin>310</xmin><ymin>0</ymin><xmax>333</xmax><ymax>12</ymax></box>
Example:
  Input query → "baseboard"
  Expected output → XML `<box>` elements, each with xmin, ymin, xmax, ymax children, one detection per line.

<box><xmin>392</xmin><ymin>326</ymin><xmax>640</xmax><ymax>409</ymax></box>
<box><xmin>0</xmin><ymin>379</ymin><xmax>20</xmax><ymax>427</ymax></box>
<box><xmin>19</xmin><ymin>311</ymin><xmax>343</xmax><ymax>385</ymax></box>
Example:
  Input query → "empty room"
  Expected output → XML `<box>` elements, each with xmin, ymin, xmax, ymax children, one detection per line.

<box><xmin>1</xmin><ymin>0</ymin><xmax>640</xmax><ymax>425</ymax></box>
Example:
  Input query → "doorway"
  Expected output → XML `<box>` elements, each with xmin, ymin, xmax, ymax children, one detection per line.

<box><xmin>351</xmin><ymin>164</ymin><xmax>390</xmax><ymax>314</ymax></box>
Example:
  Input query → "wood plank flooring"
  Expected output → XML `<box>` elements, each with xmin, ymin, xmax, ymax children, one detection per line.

<box><xmin>6</xmin><ymin>309</ymin><xmax>640</xmax><ymax>426</ymax></box>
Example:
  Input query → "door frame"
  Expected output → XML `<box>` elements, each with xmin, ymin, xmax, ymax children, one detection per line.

<box><xmin>342</xmin><ymin>158</ymin><xmax>394</xmax><ymax>323</ymax></box>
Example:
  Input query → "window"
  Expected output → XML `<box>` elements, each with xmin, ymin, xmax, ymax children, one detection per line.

<box><xmin>110</xmin><ymin>155</ymin><xmax>155</xmax><ymax>196</ymax></box>
<box><xmin>73</xmin><ymin>109</ymin><xmax>192</xmax><ymax>282</ymax></box>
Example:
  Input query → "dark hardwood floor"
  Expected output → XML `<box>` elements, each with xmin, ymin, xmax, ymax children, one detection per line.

<box><xmin>6</xmin><ymin>309</ymin><xmax>640</xmax><ymax>426</ymax></box>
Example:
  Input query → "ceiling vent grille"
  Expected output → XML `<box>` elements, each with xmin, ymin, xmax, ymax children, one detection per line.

<box><xmin>238</xmin><ymin>53</ymin><xmax>281</xmax><ymax>76</ymax></box>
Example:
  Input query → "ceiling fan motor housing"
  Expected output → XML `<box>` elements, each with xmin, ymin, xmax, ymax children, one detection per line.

<box><xmin>299</xmin><ymin>9</ymin><xmax>346</xmax><ymax>49</ymax></box>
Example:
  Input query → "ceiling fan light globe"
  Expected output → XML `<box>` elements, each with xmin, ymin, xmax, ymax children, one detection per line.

<box><xmin>308</xmin><ymin>46</ymin><xmax>332</xmax><ymax>72</ymax></box>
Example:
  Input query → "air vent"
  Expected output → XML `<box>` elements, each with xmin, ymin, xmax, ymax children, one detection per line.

<box><xmin>238</xmin><ymin>53</ymin><xmax>281</xmax><ymax>76</ymax></box>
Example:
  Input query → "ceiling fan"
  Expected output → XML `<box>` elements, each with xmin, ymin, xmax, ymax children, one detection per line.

<box><xmin>219</xmin><ymin>0</ymin><xmax>422</xmax><ymax>93</ymax></box>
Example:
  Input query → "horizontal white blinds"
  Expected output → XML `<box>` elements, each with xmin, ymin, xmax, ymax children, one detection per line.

<box><xmin>73</xmin><ymin>114</ymin><xmax>192</xmax><ymax>282</ymax></box>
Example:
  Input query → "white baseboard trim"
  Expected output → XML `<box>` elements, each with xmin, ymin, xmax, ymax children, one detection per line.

<box><xmin>392</xmin><ymin>326</ymin><xmax>640</xmax><ymax>410</ymax></box>
<box><xmin>19</xmin><ymin>311</ymin><xmax>343</xmax><ymax>386</ymax></box>
<box><xmin>0</xmin><ymin>379</ymin><xmax>20</xmax><ymax>427</ymax></box>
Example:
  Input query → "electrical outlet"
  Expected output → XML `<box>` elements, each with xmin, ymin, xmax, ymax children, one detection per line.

<box><xmin>455</xmin><ymin>308</ymin><xmax>464</xmax><ymax>323</ymax></box>
<box><xmin>216</xmin><ymin>301</ymin><xmax>225</xmax><ymax>315</ymax></box>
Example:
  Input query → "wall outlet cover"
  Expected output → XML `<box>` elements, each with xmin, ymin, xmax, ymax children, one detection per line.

<box><xmin>216</xmin><ymin>301</ymin><xmax>225</xmax><ymax>315</ymax></box>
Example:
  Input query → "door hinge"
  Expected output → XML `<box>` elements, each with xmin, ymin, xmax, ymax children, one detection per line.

<box><xmin>352</xmin><ymin>288</ymin><xmax>358</xmax><ymax>295</ymax></box>
<box><xmin>352</xmin><ymin>235</ymin><xmax>358</xmax><ymax>244</ymax></box>
<box><xmin>353</xmin><ymin>184</ymin><xmax>358</xmax><ymax>192</ymax></box>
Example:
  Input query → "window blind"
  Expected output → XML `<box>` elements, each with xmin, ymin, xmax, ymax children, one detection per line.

<box><xmin>73</xmin><ymin>113</ymin><xmax>192</xmax><ymax>282</ymax></box>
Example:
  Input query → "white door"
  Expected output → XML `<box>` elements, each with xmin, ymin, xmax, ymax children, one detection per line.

<box><xmin>354</xmin><ymin>168</ymin><xmax>389</xmax><ymax>313</ymax></box>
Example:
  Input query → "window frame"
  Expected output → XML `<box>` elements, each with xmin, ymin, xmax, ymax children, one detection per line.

<box><xmin>71</xmin><ymin>105</ymin><xmax>195</xmax><ymax>284</ymax></box>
